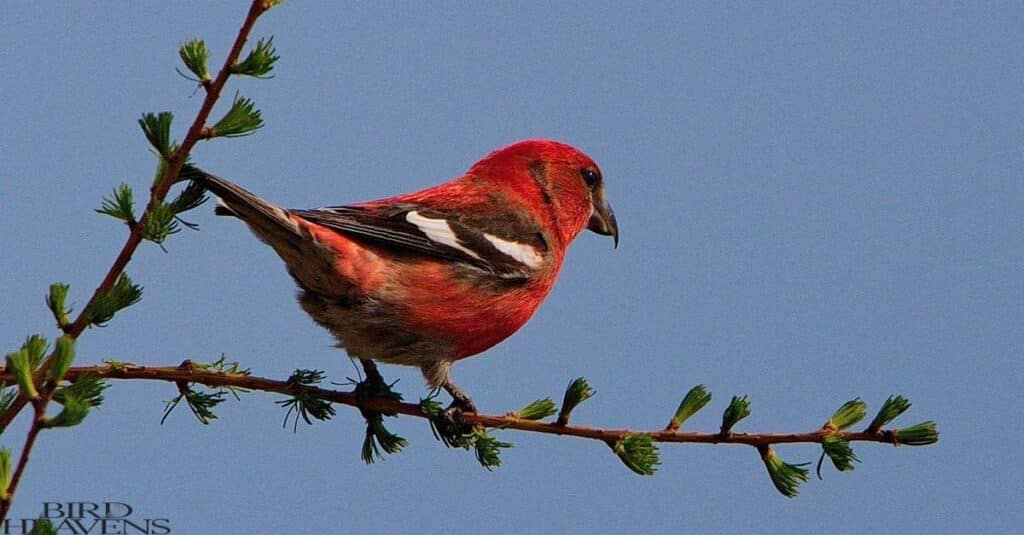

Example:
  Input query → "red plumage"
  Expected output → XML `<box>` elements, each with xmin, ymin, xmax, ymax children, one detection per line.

<box><xmin>195</xmin><ymin>139</ymin><xmax>618</xmax><ymax>409</ymax></box>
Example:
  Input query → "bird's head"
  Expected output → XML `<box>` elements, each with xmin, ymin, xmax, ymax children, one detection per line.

<box><xmin>470</xmin><ymin>139</ymin><xmax>619</xmax><ymax>249</ymax></box>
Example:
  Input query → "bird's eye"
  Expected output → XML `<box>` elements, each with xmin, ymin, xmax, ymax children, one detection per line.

<box><xmin>582</xmin><ymin>168</ymin><xmax>600</xmax><ymax>188</ymax></box>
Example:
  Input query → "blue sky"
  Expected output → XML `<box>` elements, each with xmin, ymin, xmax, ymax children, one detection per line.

<box><xmin>1</xmin><ymin>2</ymin><xmax>1020</xmax><ymax>533</ymax></box>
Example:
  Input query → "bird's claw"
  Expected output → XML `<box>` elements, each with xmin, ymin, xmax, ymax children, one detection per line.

<box><xmin>440</xmin><ymin>398</ymin><xmax>476</xmax><ymax>427</ymax></box>
<box><xmin>353</xmin><ymin>374</ymin><xmax>389</xmax><ymax>402</ymax></box>
<box><xmin>354</xmin><ymin>360</ymin><xmax>400</xmax><ymax>417</ymax></box>
<box><xmin>432</xmin><ymin>407</ymin><xmax>474</xmax><ymax>449</ymax></box>
<box><xmin>441</xmin><ymin>380</ymin><xmax>478</xmax><ymax>415</ymax></box>
<box><xmin>446</xmin><ymin>395</ymin><xmax>477</xmax><ymax>416</ymax></box>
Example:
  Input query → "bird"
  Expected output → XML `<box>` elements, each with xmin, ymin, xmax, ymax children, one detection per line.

<box><xmin>190</xmin><ymin>139</ymin><xmax>618</xmax><ymax>412</ymax></box>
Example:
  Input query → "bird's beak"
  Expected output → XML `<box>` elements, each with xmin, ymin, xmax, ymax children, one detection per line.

<box><xmin>588</xmin><ymin>194</ymin><xmax>619</xmax><ymax>248</ymax></box>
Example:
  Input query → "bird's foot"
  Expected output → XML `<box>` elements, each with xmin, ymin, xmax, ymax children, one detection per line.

<box><xmin>424</xmin><ymin>380</ymin><xmax>478</xmax><ymax>448</ymax></box>
<box><xmin>358</xmin><ymin>359</ymin><xmax>385</xmax><ymax>390</ymax></box>
<box><xmin>354</xmin><ymin>359</ymin><xmax>400</xmax><ymax>417</ymax></box>
<box><xmin>350</xmin><ymin>360</ymin><xmax>408</xmax><ymax>462</ymax></box>
<box><xmin>442</xmin><ymin>380</ymin><xmax>478</xmax><ymax>415</ymax></box>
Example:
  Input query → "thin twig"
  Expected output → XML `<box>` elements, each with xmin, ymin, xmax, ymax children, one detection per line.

<box><xmin>1</xmin><ymin>364</ymin><xmax>900</xmax><ymax>448</ymax></box>
<box><xmin>66</xmin><ymin>0</ymin><xmax>268</xmax><ymax>341</ymax></box>
<box><xmin>0</xmin><ymin>0</ymin><xmax>275</xmax><ymax>521</ymax></box>
<box><xmin>2</xmin><ymin>401</ymin><xmax>44</xmax><ymax>509</ymax></box>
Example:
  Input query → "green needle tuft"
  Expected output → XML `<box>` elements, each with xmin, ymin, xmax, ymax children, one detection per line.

<box><xmin>48</xmin><ymin>336</ymin><xmax>75</xmax><ymax>383</ymax></box>
<box><xmin>21</xmin><ymin>335</ymin><xmax>49</xmax><ymax>370</ymax></box>
<box><xmin>46</xmin><ymin>283</ymin><xmax>71</xmax><ymax>327</ymax></box>
<box><xmin>179</xmin><ymin>38</ymin><xmax>210</xmax><ymax>81</ymax></box>
<box><xmin>142</xmin><ymin>202</ymin><xmax>181</xmax><ymax>246</ymax></box>
<box><xmin>87</xmin><ymin>273</ymin><xmax>143</xmax><ymax>327</ymax></box>
<box><xmin>761</xmin><ymin>448</ymin><xmax>810</xmax><ymax>498</ymax></box>
<box><xmin>232</xmin><ymin>37</ymin><xmax>279</xmax><ymax>78</ymax></box>
<box><xmin>42</xmin><ymin>395</ymin><xmax>89</xmax><ymax>428</ymax></box>
<box><xmin>361</xmin><ymin>418</ymin><xmax>408</xmax><ymax>464</ymax></box>
<box><xmin>720</xmin><ymin>395</ymin><xmax>751</xmax><ymax>434</ymax></box>
<box><xmin>53</xmin><ymin>374</ymin><xmax>108</xmax><ymax>408</ymax></box>
<box><xmin>867</xmin><ymin>395</ymin><xmax>912</xmax><ymax>433</ymax></box>
<box><xmin>612</xmin><ymin>434</ymin><xmax>660</xmax><ymax>476</ymax></box>
<box><xmin>96</xmin><ymin>184</ymin><xmax>136</xmax><ymax>224</ymax></box>
<box><xmin>821</xmin><ymin>435</ymin><xmax>860</xmax><ymax>472</ymax></box>
<box><xmin>471</xmin><ymin>429</ymin><xmax>513</xmax><ymax>470</ymax></box>
<box><xmin>6</xmin><ymin>349</ymin><xmax>38</xmax><ymax>400</ymax></box>
<box><xmin>668</xmin><ymin>384</ymin><xmax>712</xmax><ymax>431</ymax></box>
<box><xmin>514</xmin><ymin>398</ymin><xmax>557</xmax><ymax>421</ymax></box>
<box><xmin>208</xmin><ymin>94</ymin><xmax>264</xmax><ymax>138</ymax></box>
<box><xmin>0</xmin><ymin>448</ymin><xmax>10</xmax><ymax>498</ymax></box>
<box><xmin>893</xmin><ymin>421</ymin><xmax>939</xmax><ymax>446</ymax></box>
<box><xmin>138</xmin><ymin>112</ymin><xmax>175</xmax><ymax>158</ymax></box>
<box><xmin>828</xmin><ymin>398</ymin><xmax>868</xmax><ymax>431</ymax></box>
<box><xmin>556</xmin><ymin>377</ymin><xmax>594</xmax><ymax>425</ymax></box>
<box><xmin>276</xmin><ymin>369</ymin><xmax>336</xmax><ymax>431</ymax></box>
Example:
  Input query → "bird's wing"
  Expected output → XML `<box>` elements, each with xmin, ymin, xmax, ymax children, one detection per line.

<box><xmin>291</xmin><ymin>204</ymin><xmax>548</xmax><ymax>281</ymax></box>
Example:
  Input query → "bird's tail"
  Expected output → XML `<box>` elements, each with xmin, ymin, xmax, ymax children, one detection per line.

<box><xmin>186</xmin><ymin>169</ymin><xmax>346</xmax><ymax>298</ymax></box>
<box><xmin>189</xmin><ymin>170</ymin><xmax>304</xmax><ymax>246</ymax></box>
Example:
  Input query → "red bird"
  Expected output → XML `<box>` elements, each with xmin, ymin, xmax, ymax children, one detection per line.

<box><xmin>193</xmin><ymin>140</ymin><xmax>618</xmax><ymax>411</ymax></box>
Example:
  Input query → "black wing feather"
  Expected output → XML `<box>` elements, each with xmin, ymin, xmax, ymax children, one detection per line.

<box><xmin>291</xmin><ymin>205</ymin><xmax>537</xmax><ymax>280</ymax></box>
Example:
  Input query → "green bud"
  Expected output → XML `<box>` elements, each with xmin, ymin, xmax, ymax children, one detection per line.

<box><xmin>514</xmin><ymin>398</ymin><xmax>557</xmax><ymax>421</ymax></box>
<box><xmin>42</xmin><ymin>396</ymin><xmax>89</xmax><ymax>428</ymax></box>
<box><xmin>208</xmin><ymin>94</ymin><xmax>264</xmax><ymax>138</ymax></box>
<box><xmin>48</xmin><ymin>336</ymin><xmax>75</xmax><ymax>383</ymax></box>
<box><xmin>53</xmin><ymin>375</ymin><xmax>108</xmax><ymax>408</ymax></box>
<box><xmin>21</xmin><ymin>335</ymin><xmax>49</xmax><ymax>369</ymax></box>
<box><xmin>419</xmin><ymin>397</ymin><xmax>443</xmax><ymax>418</ymax></box>
<box><xmin>720</xmin><ymin>395</ymin><xmax>751</xmax><ymax>434</ymax></box>
<box><xmin>87</xmin><ymin>273</ymin><xmax>143</xmax><ymax>327</ymax></box>
<box><xmin>0</xmin><ymin>384</ymin><xmax>18</xmax><ymax>416</ymax></box>
<box><xmin>138</xmin><ymin>112</ymin><xmax>175</xmax><ymax>158</ymax></box>
<box><xmin>612</xmin><ymin>434</ymin><xmax>660</xmax><ymax>476</ymax></box>
<box><xmin>142</xmin><ymin>201</ymin><xmax>181</xmax><ymax>245</ymax></box>
<box><xmin>361</xmin><ymin>417</ymin><xmax>408</xmax><ymax>464</ymax></box>
<box><xmin>893</xmin><ymin>421</ymin><xmax>938</xmax><ymax>446</ymax></box>
<box><xmin>761</xmin><ymin>448</ymin><xmax>810</xmax><ymax>498</ymax></box>
<box><xmin>167</xmin><ymin>179</ymin><xmax>208</xmax><ymax>215</ymax></box>
<box><xmin>96</xmin><ymin>183</ymin><xmax>136</xmax><ymax>224</ymax></box>
<box><xmin>0</xmin><ymin>447</ymin><xmax>11</xmax><ymax>498</ymax></box>
<box><xmin>556</xmin><ymin>377</ymin><xmax>595</xmax><ymax>425</ymax></box>
<box><xmin>668</xmin><ymin>384</ymin><xmax>712</xmax><ymax>431</ymax></box>
<box><xmin>828</xmin><ymin>398</ymin><xmax>867</xmax><ymax>431</ymax></box>
<box><xmin>6</xmin><ymin>349</ymin><xmax>38</xmax><ymax>400</ymax></box>
<box><xmin>46</xmin><ymin>283</ymin><xmax>71</xmax><ymax>327</ymax></box>
<box><xmin>179</xmin><ymin>38</ymin><xmax>210</xmax><ymax>81</ymax></box>
<box><xmin>472</xmin><ymin>429</ymin><xmax>512</xmax><ymax>470</ymax></box>
<box><xmin>232</xmin><ymin>37</ymin><xmax>279</xmax><ymax>78</ymax></box>
<box><xmin>867</xmin><ymin>395</ymin><xmax>911</xmax><ymax>433</ymax></box>
<box><xmin>821</xmin><ymin>435</ymin><xmax>860</xmax><ymax>472</ymax></box>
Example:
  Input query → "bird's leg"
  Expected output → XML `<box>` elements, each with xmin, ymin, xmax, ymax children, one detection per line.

<box><xmin>359</xmin><ymin>358</ymin><xmax>385</xmax><ymax>390</ymax></box>
<box><xmin>442</xmin><ymin>379</ymin><xmax>478</xmax><ymax>414</ymax></box>
<box><xmin>428</xmin><ymin>378</ymin><xmax>478</xmax><ymax>449</ymax></box>
<box><xmin>419</xmin><ymin>361</ymin><xmax>477</xmax><ymax>443</ymax></box>
<box><xmin>354</xmin><ymin>358</ymin><xmax>397</xmax><ymax>416</ymax></box>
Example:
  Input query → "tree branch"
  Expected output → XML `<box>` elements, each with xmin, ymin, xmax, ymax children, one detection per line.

<box><xmin>2</xmin><ymin>363</ymin><xmax>904</xmax><ymax>449</ymax></box>
<box><xmin>66</xmin><ymin>0</ymin><xmax>270</xmax><ymax>341</ymax></box>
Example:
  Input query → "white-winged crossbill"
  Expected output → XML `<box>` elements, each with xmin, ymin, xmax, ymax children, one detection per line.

<box><xmin>193</xmin><ymin>139</ymin><xmax>617</xmax><ymax>410</ymax></box>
